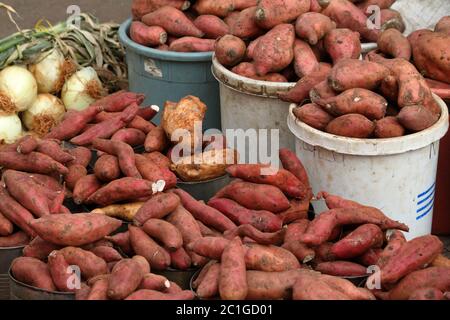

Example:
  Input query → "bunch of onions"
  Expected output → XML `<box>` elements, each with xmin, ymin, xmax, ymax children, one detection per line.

<box><xmin>62</xmin><ymin>67</ymin><xmax>104</xmax><ymax>111</ymax></box>
<box><xmin>29</xmin><ymin>49</ymin><xmax>76</xmax><ymax>94</ymax></box>
<box><xmin>0</xmin><ymin>66</ymin><xmax>37</xmax><ymax>114</ymax></box>
<box><xmin>0</xmin><ymin>113</ymin><xmax>23</xmax><ymax>144</ymax></box>
<box><xmin>22</xmin><ymin>94</ymin><xmax>66</xmax><ymax>137</ymax></box>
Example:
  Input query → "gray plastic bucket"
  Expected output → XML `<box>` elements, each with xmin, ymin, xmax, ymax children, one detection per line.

<box><xmin>119</xmin><ymin>19</ymin><xmax>221</xmax><ymax>130</ymax></box>
<box><xmin>0</xmin><ymin>246</ymin><xmax>24</xmax><ymax>300</ymax></box>
<box><xmin>177</xmin><ymin>175</ymin><xmax>231</xmax><ymax>202</ymax></box>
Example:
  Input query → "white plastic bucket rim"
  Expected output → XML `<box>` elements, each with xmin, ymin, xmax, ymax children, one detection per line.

<box><xmin>287</xmin><ymin>94</ymin><xmax>449</xmax><ymax>156</ymax></box>
<box><xmin>211</xmin><ymin>55</ymin><xmax>295</xmax><ymax>98</ymax></box>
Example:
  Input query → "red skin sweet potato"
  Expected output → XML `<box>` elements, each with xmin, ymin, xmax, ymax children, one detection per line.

<box><xmin>284</xmin><ymin>219</ymin><xmax>309</xmax><ymax>243</ymax></box>
<box><xmin>73</xmin><ymin>174</ymin><xmax>102</xmax><ymax>205</ymax></box>
<box><xmin>127</xmin><ymin>116</ymin><xmax>156</xmax><ymax>134</ymax></box>
<box><xmin>129</xmin><ymin>226</ymin><xmax>171</xmax><ymax>270</ymax></box>
<box><xmin>66</xmin><ymin>147</ymin><xmax>92</xmax><ymax>168</ymax></box>
<box><xmin>310</xmin><ymin>80</ymin><xmax>337</xmax><ymax>104</ymax></box>
<box><xmin>374</xmin><ymin>116</ymin><xmax>405</xmax><ymax>138</ymax></box>
<box><xmin>282</xmin><ymin>241</ymin><xmax>315</xmax><ymax>263</ymax></box>
<box><xmin>255</xmin><ymin>0</ymin><xmax>311</xmax><ymax>29</ymax></box>
<box><xmin>0</xmin><ymin>231</ymin><xmax>30</xmax><ymax>247</ymax></box>
<box><xmin>105</xmin><ymin>231</ymin><xmax>133</xmax><ymax>256</ymax></box>
<box><xmin>132</xmin><ymin>0</ymin><xmax>190</xmax><ymax>20</ymax></box>
<box><xmin>435</xmin><ymin>16</ymin><xmax>450</xmax><ymax>35</ymax></box>
<box><xmin>233</xmin><ymin>0</ymin><xmax>258</xmax><ymax>10</ymax></box>
<box><xmin>357</xmin><ymin>248</ymin><xmax>383</xmax><ymax>267</ymax></box>
<box><xmin>139</xmin><ymin>273</ymin><xmax>171</xmax><ymax>291</ymax></box>
<box><xmin>245</xmin><ymin>244</ymin><xmax>301</xmax><ymax>272</ymax></box>
<box><xmin>279</xmin><ymin>198</ymin><xmax>310</xmax><ymax>224</ymax></box>
<box><xmin>17</xmin><ymin>135</ymin><xmax>39</xmax><ymax>154</ymax></box>
<box><xmin>135</xmin><ymin>154</ymin><xmax>177</xmax><ymax>190</ymax></box>
<box><xmin>397</xmin><ymin>106</ymin><xmax>439</xmax><ymax>132</ymax></box>
<box><xmin>90</xmin><ymin>91</ymin><xmax>145</xmax><ymax>113</ymax></box>
<box><xmin>388</xmin><ymin>267</ymin><xmax>450</xmax><ymax>300</ymax></box>
<box><xmin>94</xmin><ymin>155</ymin><xmax>121</xmax><ymax>182</ymax></box>
<box><xmin>126</xmin><ymin>289</ymin><xmax>195</xmax><ymax>300</ymax></box>
<box><xmin>0</xmin><ymin>212</ymin><xmax>13</xmax><ymax>237</ymax></box>
<box><xmin>356</xmin><ymin>0</ymin><xmax>396</xmax><ymax>14</ymax></box>
<box><xmin>187</xmin><ymin>237</ymin><xmax>231</xmax><ymax>260</ymax></box>
<box><xmin>293</xmin><ymin>103</ymin><xmax>335</xmax><ymax>131</ymax></box>
<box><xmin>142</xmin><ymin>6</ymin><xmax>203</xmax><ymax>37</ymax></box>
<box><xmin>279</xmin><ymin>148</ymin><xmax>310</xmax><ymax>188</ymax></box>
<box><xmin>144</xmin><ymin>126</ymin><xmax>168</xmax><ymax>153</ymax></box>
<box><xmin>169</xmin><ymin>37</ymin><xmax>215</xmax><ymax>52</ymax></box>
<box><xmin>219</xmin><ymin>237</ymin><xmax>248</xmax><ymax>300</ymax></box>
<box><xmin>142</xmin><ymin>218</ymin><xmax>183</xmax><ymax>252</ymax></box>
<box><xmin>111</xmin><ymin>128</ymin><xmax>146</xmax><ymax>147</ymax></box>
<box><xmin>321</xmin><ymin>0</ymin><xmax>380</xmax><ymax>42</ymax></box>
<box><xmin>317</xmin><ymin>88</ymin><xmax>388</xmax><ymax>120</ymax></box>
<box><xmin>426</xmin><ymin>78</ymin><xmax>450</xmax><ymax>100</ymax></box>
<box><xmin>226</xmin><ymin>164</ymin><xmax>309</xmax><ymax>199</ymax></box>
<box><xmin>330</xmin><ymin>224</ymin><xmax>384</xmax><ymax>259</ymax></box>
<box><xmin>134</xmin><ymin>192</ymin><xmax>180</xmax><ymax>225</ymax></box>
<box><xmin>278</xmin><ymin>62</ymin><xmax>331</xmax><ymax>103</ymax></box>
<box><xmin>326</xmin><ymin>114</ymin><xmax>375</xmax><ymax>138</ymax></box>
<box><xmin>75</xmin><ymin>283</ymin><xmax>91</xmax><ymax>300</ymax></box>
<box><xmin>130</xmin><ymin>22</ymin><xmax>167</xmax><ymax>47</ymax></box>
<box><xmin>224</xmin><ymin>224</ymin><xmax>286</xmax><ymax>246</ymax></box>
<box><xmin>215</xmin><ymin>35</ymin><xmax>246</xmax><ymax>67</ymax></box>
<box><xmin>316</xmin><ymin>261</ymin><xmax>367</xmax><ymax>277</ymax></box>
<box><xmin>142</xmin><ymin>151</ymin><xmax>171</xmax><ymax>169</ymax></box>
<box><xmin>253</xmin><ymin>24</ymin><xmax>295</xmax><ymax>76</ymax></box>
<box><xmin>196</xmin><ymin>220</ymin><xmax>222</xmax><ymax>237</ymax></box>
<box><xmin>380</xmin><ymin>9</ymin><xmax>405</xmax><ymax>32</ymax></box>
<box><xmin>293</xmin><ymin>39</ymin><xmax>319</xmax><ymax>78</ymax></box>
<box><xmin>317</xmin><ymin>191</ymin><xmax>364</xmax><ymax>209</ymax></box>
<box><xmin>409</xmin><ymin>287</ymin><xmax>445</xmax><ymax>301</ymax></box>
<box><xmin>48</xmin><ymin>250</ymin><xmax>79</xmax><ymax>292</ymax></box>
<box><xmin>37</xmin><ymin>140</ymin><xmax>74</xmax><ymax>164</ymax></box>
<box><xmin>231</xmin><ymin>62</ymin><xmax>288</xmax><ymax>82</ymax></box>
<box><xmin>71</xmin><ymin>104</ymin><xmax>139</xmax><ymax>146</ymax></box>
<box><xmin>193</xmin><ymin>0</ymin><xmax>234</xmax><ymax>17</ymax></box>
<box><xmin>0</xmin><ymin>151</ymin><xmax>68</xmax><ymax>175</ymax></box>
<box><xmin>0</xmin><ymin>186</ymin><xmax>36</xmax><ymax>237</ymax></box>
<box><xmin>324</xmin><ymin>28</ymin><xmax>361</xmax><ymax>63</ymax></box>
<box><xmin>194</xmin><ymin>15</ymin><xmax>229</xmax><ymax>39</ymax></box>
<box><xmin>170</xmin><ymin>247</ymin><xmax>192</xmax><ymax>270</ymax></box>
<box><xmin>65</xmin><ymin>165</ymin><xmax>88</xmax><ymax>190</ymax></box>
<box><xmin>295</xmin><ymin>12</ymin><xmax>337</xmax><ymax>45</ymax></box>
<box><xmin>208</xmin><ymin>198</ymin><xmax>282</xmax><ymax>232</ymax></box>
<box><xmin>29</xmin><ymin>213</ymin><xmax>122</xmax><ymax>247</ymax></box>
<box><xmin>293</xmin><ymin>272</ymin><xmax>352</xmax><ymax>300</ymax></box>
<box><xmin>23</xmin><ymin>236</ymin><xmax>62</xmax><ymax>260</ymax></box>
<box><xmin>378</xmin><ymin>29</ymin><xmax>411</xmax><ymax>60</ymax></box>
<box><xmin>171</xmin><ymin>189</ymin><xmax>237</xmax><ymax>232</ymax></box>
<box><xmin>196</xmin><ymin>262</ymin><xmax>220</xmax><ymax>299</ymax></box>
<box><xmin>108</xmin><ymin>259</ymin><xmax>145</xmax><ymax>300</ymax></box>
<box><xmin>314</xmin><ymin>242</ymin><xmax>336</xmax><ymax>262</ymax></box>
<box><xmin>87</xmin><ymin>178</ymin><xmax>159</xmax><ymax>207</ymax></box>
<box><xmin>45</xmin><ymin>105</ymin><xmax>103</xmax><ymax>141</ymax></box>
<box><xmin>59</xmin><ymin>246</ymin><xmax>108</xmax><ymax>280</ymax></box>
<box><xmin>373</xmin><ymin>235</ymin><xmax>443</xmax><ymax>286</ymax></box>
<box><xmin>11</xmin><ymin>257</ymin><xmax>56</xmax><ymax>291</ymax></box>
<box><xmin>86</xmin><ymin>275</ymin><xmax>109</xmax><ymax>300</ymax></box>
<box><xmin>229</xmin><ymin>6</ymin><xmax>262</xmax><ymax>40</ymax></box>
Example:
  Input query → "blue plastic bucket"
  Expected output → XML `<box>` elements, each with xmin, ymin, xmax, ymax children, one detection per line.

<box><xmin>119</xmin><ymin>19</ymin><xmax>221</xmax><ymax>130</ymax></box>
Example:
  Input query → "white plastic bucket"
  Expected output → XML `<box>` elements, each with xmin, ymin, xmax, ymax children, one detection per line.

<box><xmin>211</xmin><ymin>56</ymin><xmax>296</xmax><ymax>151</ymax></box>
<box><xmin>287</xmin><ymin>95</ymin><xmax>449</xmax><ymax>239</ymax></box>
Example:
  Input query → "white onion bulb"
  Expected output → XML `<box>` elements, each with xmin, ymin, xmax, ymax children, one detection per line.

<box><xmin>0</xmin><ymin>66</ymin><xmax>38</xmax><ymax>114</ymax></box>
<box><xmin>0</xmin><ymin>113</ymin><xmax>23</xmax><ymax>144</ymax></box>
<box><xmin>22</xmin><ymin>94</ymin><xmax>66</xmax><ymax>137</ymax></box>
<box><xmin>61</xmin><ymin>67</ymin><xmax>104</xmax><ymax>111</ymax></box>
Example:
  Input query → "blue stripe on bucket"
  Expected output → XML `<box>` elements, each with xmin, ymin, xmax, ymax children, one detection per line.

<box><xmin>416</xmin><ymin>204</ymin><xmax>434</xmax><ymax>221</ymax></box>
<box><xmin>416</xmin><ymin>195</ymin><xmax>435</xmax><ymax>213</ymax></box>
<box><xmin>418</xmin><ymin>183</ymin><xmax>436</xmax><ymax>198</ymax></box>
<box><xmin>417</xmin><ymin>188</ymin><xmax>435</xmax><ymax>206</ymax></box>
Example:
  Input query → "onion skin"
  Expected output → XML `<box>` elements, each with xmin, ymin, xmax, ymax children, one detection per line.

<box><xmin>0</xmin><ymin>66</ymin><xmax>37</xmax><ymax>114</ymax></box>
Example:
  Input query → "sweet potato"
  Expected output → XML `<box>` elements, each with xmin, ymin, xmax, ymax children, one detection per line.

<box><xmin>75</xmin><ymin>283</ymin><xmax>91</xmax><ymax>300</ymax></box>
<box><xmin>331</xmin><ymin>224</ymin><xmax>383</xmax><ymax>259</ymax></box>
<box><xmin>105</xmin><ymin>232</ymin><xmax>133</xmax><ymax>256</ymax></box>
<box><xmin>293</xmin><ymin>39</ymin><xmax>319</xmax><ymax>78</ymax></box>
<box><xmin>126</xmin><ymin>289</ymin><xmax>195</xmax><ymax>300</ymax></box>
<box><xmin>94</xmin><ymin>155</ymin><xmax>121</xmax><ymax>183</ymax></box>
<box><xmin>73</xmin><ymin>175</ymin><xmax>101</xmax><ymax>205</ymax></box>
<box><xmin>29</xmin><ymin>213</ymin><xmax>122</xmax><ymax>247</ymax></box>
<box><xmin>144</xmin><ymin>126</ymin><xmax>168</xmax><ymax>153</ymax></box>
<box><xmin>90</xmin><ymin>91</ymin><xmax>145</xmax><ymax>113</ymax></box>
<box><xmin>132</xmin><ymin>0</ymin><xmax>190</xmax><ymax>20</ymax></box>
<box><xmin>253</xmin><ymin>24</ymin><xmax>295</xmax><ymax>76</ymax></box>
<box><xmin>108</xmin><ymin>259</ymin><xmax>145</xmax><ymax>300</ymax></box>
<box><xmin>380</xmin><ymin>8</ymin><xmax>405</xmax><ymax>32</ymax></box>
<box><xmin>317</xmin><ymin>192</ymin><xmax>363</xmax><ymax>209</ymax></box>
<box><xmin>215</xmin><ymin>35</ymin><xmax>246</xmax><ymax>67</ymax></box>
<box><xmin>255</xmin><ymin>0</ymin><xmax>311</xmax><ymax>29</ymax></box>
<box><xmin>0</xmin><ymin>186</ymin><xmax>36</xmax><ymax>237</ymax></box>
<box><xmin>292</xmin><ymin>103</ymin><xmax>335</xmax><ymax>131</ymax></box>
<box><xmin>224</xmin><ymin>224</ymin><xmax>286</xmax><ymax>246</ymax></box>
<box><xmin>0</xmin><ymin>151</ymin><xmax>68</xmax><ymax>175</ymax></box>
<box><xmin>65</xmin><ymin>164</ymin><xmax>87</xmax><ymax>191</ymax></box>
<box><xmin>0</xmin><ymin>231</ymin><xmax>30</xmax><ymax>247</ymax></box>
<box><xmin>374</xmin><ymin>235</ymin><xmax>443</xmax><ymax>286</ymax></box>
<box><xmin>128</xmin><ymin>115</ymin><xmax>156</xmax><ymax>134</ymax></box>
<box><xmin>135</xmin><ymin>154</ymin><xmax>177</xmax><ymax>189</ymax></box>
<box><xmin>357</xmin><ymin>248</ymin><xmax>383</xmax><ymax>267</ymax></box>
<box><xmin>130</xmin><ymin>22</ymin><xmax>167</xmax><ymax>46</ymax></box>
<box><xmin>169</xmin><ymin>37</ymin><xmax>215</xmax><ymax>52</ymax></box>
<box><xmin>171</xmin><ymin>189</ymin><xmax>237</xmax><ymax>232</ymax></box>
<box><xmin>92</xmin><ymin>202</ymin><xmax>144</xmax><ymax>222</ymax></box>
<box><xmin>16</xmin><ymin>135</ymin><xmax>39</xmax><ymax>154</ymax></box>
<box><xmin>377</xmin><ymin>29</ymin><xmax>411</xmax><ymax>60</ymax></box>
<box><xmin>22</xmin><ymin>236</ymin><xmax>61</xmax><ymax>260</ymax></box>
<box><xmin>324</xmin><ymin>28</ymin><xmax>361</xmax><ymax>63</ymax></box>
<box><xmin>170</xmin><ymin>247</ymin><xmax>192</xmax><ymax>270</ymax></box>
<box><xmin>284</xmin><ymin>220</ymin><xmax>309</xmax><ymax>244</ymax></box>
<box><xmin>139</xmin><ymin>273</ymin><xmax>171</xmax><ymax>291</ymax></box>
<box><xmin>435</xmin><ymin>16</ymin><xmax>450</xmax><ymax>35</ymax></box>
<box><xmin>278</xmin><ymin>62</ymin><xmax>331</xmax><ymax>103</ymax></box>
<box><xmin>196</xmin><ymin>262</ymin><xmax>220</xmax><ymax>299</ymax></box>
<box><xmin>279</xmin><ymin>149</ymin><xmax>310</xmax><ymax>191</ymax></box>
<box><xmin>431</xmin><ymin>255</ymin><xmax>450</xmax><ymax>268</ymax></box>
<box><xmin>388</xmin><ymin>267</ymin><xmax>450</xmax><ymax>300</ymax></box>
<box><xmin>134</xmin><ymin>192</ymin><xmax>180</xmax><ymax>225</ymax></box>
<box><xmin>295</xmin><ymin>12</ymin><xmax>336</xmax><ymax>45</ymax></box>
<box><xmin>11</xmin><ymin>257</ymin><xmax>56</xmax><ymax>291</ymax></box>
<box><xmin>374</xmin><ymin>116</ymin><xmax>405</xmax><ymax>138</ymax></box>
<box><xmin>48</xmin><ymin>250</ymin><xmax>79</xmax><ymax>292</ymax></box>
<box><xmin>228</xmin><ymin>6</ymin><xmax>261</xmax><ymax>40</ymax></box>
<box><xmin>58</xmin><ymin>246</ymin><xmax>108</xmax><ymax>279</ymax></box>
<box><xmin>188</xmin><ymin>237</ymin><xmax>230</xmax><ymax>260</ymax></box>
<box><xmin>194</xmin><ymin>15</ymin><xmax>229</xmax><ymax>39</ymax></box>
<box><xmin>193</xmin><ymin>0</ymin><xmax>234</xmax><ymax>17</ymax></box>
<box><xmin>279</xmin><ymin>199</ymin><xmax>310</xmax><ymax>224</ymax></box>
<box><xmin>129</xmin><ymin>226</ymin><xmax>171</xmax><ymax>270</ymax></box>
<box><xmin>293</xmin><ymin>273</ymin><xmax>351</xmax><ymax>300</ymax></box>
<box><xmin>131</xmin><ymin>255</ymin><xmax>151</xmax><ymax>274</ymax></box>
<box><xmin>409</xmin><ymin>287</ymin><xmax>445</xmax><ymax>301</ymax></box>
<box><xmin>142</xmin><ymin>219</ymin><xmax>183</xmax><ymax>252</ymax></box>
<box><xmin>196</xmin><ymin>220</ymin><xmax>221</xmax><ymax>237</ymax></box>
<box><xmin>310</xmin><ymin>81</ymin><xmax>337</xmax><ymax>104</ymax></box>
<box><xmin>283</xmin><ymin>241</ymin><xmax>315</xmax><ymax>263</ymax></box>
<box><xmin>319</xmin><ymin>274</ymin><xmax>375</xmax><ymax>300</ymax></box>
<box><xmin>326</xmin><ymin>114</ymin><xmax>375</xmax><ymax>138</ymax></box>
<box><xmin>87</xmin><ymin>178</ymin><xmax>160</xmax><ymax>207</ymax></box>
<box><xmin>316</xmin><ymin>261</ymin><xmax>367</xmax><ymax>277</ymax></box>
<box><xmin>0</xmin><ymin>212</ymin><xmax>13</xmax><ymax>237</ymax></box>
<box><xmin>226</xmin><ymin>164</ymin><xmax>309</xmax><ymax>199</ymax></box>
<box><xmin>143</xmin><ymin>152</ymin><xmax>171</xmax><ymax>169</ymax></box>
<box><xmin>89</xmin><ymin>246</ymin><xmax>123</xmax><ymax>262</ymax></box>
<box><xmin>66</xmin><ymin>147</ymin><xmax>91</xmax><ymax>168</ymax></box>
<box><xmin>320</xmin><ymin>0</ymin><xmax>380</xmax><ymax>42</ymax></box>
<box><xmin>142</xmin><ymin>6</ymin><xmax>203</xmax><ymax>37</ymax></box>
<box><xmin>86</xmin><ymin>275</ymin><xmax>109</xmax><ymax>300</ymax></box>
<box><xmin>219</xmin><ymin>237</ymin><xmax>247</xmax><ymax>300</ymax></box>
<box><xmin>231</xmin><ymin>62</ymin><xmax>288</xmax><ymax>82</ymax></box>
<box><xmin>36</xmin><ymin>140</ymin><xmax>74</xmax><ymax>164</ymax></box>
<box><xmin>245</xmin><ymin>244</ymin><xmax>301</xmax><ymax>272</ymax></box>
<box><xmin>111</xmin><ymin>128</ymin><xmax>146</xmax><ymax>147</ymax></box>
<box><xmin>397</xmin><ymin>105</ymin><xmax>439</xmax><ymax>132</ymax></box>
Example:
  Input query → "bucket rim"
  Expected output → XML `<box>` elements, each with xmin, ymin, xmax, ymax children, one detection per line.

<box><xmin>287</xmin><ymin>94</ymin><xmax>449</xmax><ymax>156</ymax></box>
<box><xmin>177</xmin><ymin>174</ymin><xmax>229</xmax><ymax>186</ymax></box>
<box><xmin>8</xmin><ymin>269</ymin><xmax>75</xmax><ymax>296</ymax></box>
<box><xmin>211</xmin><ymin>56</ymin><xmax>296</xmax><ymax>98</ymax></box>
<box><xmin>0</xmin><ymin>245</ymin><xmax>26</xmax><ymax>251</ymax></box>
<box><xmin>119</xmin><ymin>19</ymin><xmax>214</xmax><ymax>62</ymax></box>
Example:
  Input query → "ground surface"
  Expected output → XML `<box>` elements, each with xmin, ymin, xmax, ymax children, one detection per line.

<box><xmin>1</xmin><ymin>0</ymin><xmax>131</xmax><ymax>38</ymax></box>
